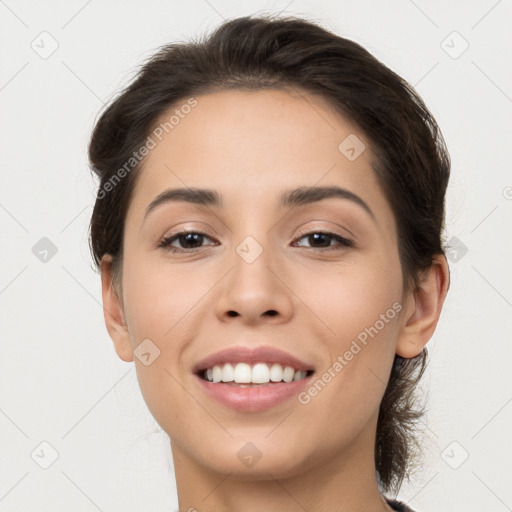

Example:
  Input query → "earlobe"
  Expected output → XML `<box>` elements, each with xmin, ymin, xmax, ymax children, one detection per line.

<box><xmin>396</xmin><ymin>254</ymin><xmax>450</xmax><ymax>358</ymax></box>
<box><xmin>100</xmin><ymin>255</ymin><xmax>134</xmax><ymax>362</ymax></box>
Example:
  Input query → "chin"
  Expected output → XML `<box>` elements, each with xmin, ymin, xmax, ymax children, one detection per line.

<box><xmin>188</xmin><ymin>439</ymin><xmax>316</xmax><ymax>480</ymax></box>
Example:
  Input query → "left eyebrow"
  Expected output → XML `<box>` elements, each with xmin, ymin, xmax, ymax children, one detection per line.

<box><xmin>279</xmin><ymin>185</ymin><xmax>375</xmax><ymax>220</ymax></box>
<box><xmin>142</xmin><ymin>185</ymin><xmax>375</xmax><ymax>223</ymax></box>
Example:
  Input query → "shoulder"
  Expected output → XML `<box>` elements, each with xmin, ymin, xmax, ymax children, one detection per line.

<box><xmin>386</xmin><ymin>498</ymin><xmax>418</xmax><ymax>512</ymax></box>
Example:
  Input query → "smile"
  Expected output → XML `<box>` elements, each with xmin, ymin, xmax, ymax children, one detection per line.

<box><xmin>193</xmin><ymin>345</ymin><xmax>316</xmax><ymax>411</ymax></box>
<box><xmin>201</xmin><ymin>362</ymin><xmax>312</xmax><ymax>385</ymax></box>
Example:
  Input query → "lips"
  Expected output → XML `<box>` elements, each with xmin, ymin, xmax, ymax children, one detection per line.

<box><xmin>192</xmin><ymin>345</ymin><xmax>316</xmax><ymax>412</ymax></box>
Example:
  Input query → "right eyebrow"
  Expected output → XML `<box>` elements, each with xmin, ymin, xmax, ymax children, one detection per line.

<box><xmin>144</xmin><ymin>187</ymin><xmax>222</xmax><ymax>222</ymax></box>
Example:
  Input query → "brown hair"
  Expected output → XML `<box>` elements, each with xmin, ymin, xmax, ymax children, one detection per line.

<box><xmin>88</xmin><ymin>14</ymin><xmax>450</xmax><ymax>495</ymax></box>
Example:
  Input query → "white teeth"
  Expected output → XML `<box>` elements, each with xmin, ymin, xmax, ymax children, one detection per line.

<box><xmin>251</xmin><ymin>363</ymin><xmax>270</xmax><ymax>384</ymax></box>
<box><xmin>269</xmin><ymin>363</ymin><xmax>283</xmax><ymax>382</ymax></box>
<box><xmin>221</xmin><ymin>363</ymin><xmax>234</xmax><ymax>382</ymax></box>
<box><xmin>203</xmin><ymin>362</ymin><xmax>309</xmax><ymax>384</ymax></box>
<box><xmin>212</xmin><ymin>365</ymin><xmax>222</xmax><ymax>383</ymax></box>
<box><xmin>234</xmin><ymin>363</ymin><xmax>252</xmax><ymax>383</ymax></box>
<box><xmin>283</xmin><ymin>366</ymin><xmax>295</xmax><ymax>383</ymax></box>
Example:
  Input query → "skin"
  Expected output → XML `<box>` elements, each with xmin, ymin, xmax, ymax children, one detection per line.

<box><xmin>100</xmin><ymin>88</ymin><xmax>449</xmax><ymax>512</ymax></box>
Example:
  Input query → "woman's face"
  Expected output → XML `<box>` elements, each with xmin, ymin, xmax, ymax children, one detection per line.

<box><xmin>111</xmin><ymin>88</ymin><xmax>412</xmax><ymax>478</ymax></box>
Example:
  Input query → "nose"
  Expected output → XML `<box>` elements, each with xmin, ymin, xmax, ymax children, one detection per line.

<box><xmin>214</xmin><ymin>238</ymin><xmax>294</xmax><ymax>326</ymax></box>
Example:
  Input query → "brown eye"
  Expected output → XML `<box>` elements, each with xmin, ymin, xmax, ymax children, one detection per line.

<box><xmin>294</xmin><ymin>231</ymin><xmax>353</xmax><ymax>250</ymax></box>
<box><xmin>159</xmin><ymin>231</ymin><xmax>217</xmax><ymax>252</ymax></box>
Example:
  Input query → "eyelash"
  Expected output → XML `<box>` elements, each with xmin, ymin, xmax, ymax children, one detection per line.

<box><xmin>158</xmin><ymin>229</ymin><xmax>353</xmax><ymax>253</ymax></box>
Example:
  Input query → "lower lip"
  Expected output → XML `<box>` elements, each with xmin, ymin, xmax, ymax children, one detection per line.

<box><xmin>194</xmin><ymin>374</ymin><xmax>313</xmax><ymax>412</ymax></box>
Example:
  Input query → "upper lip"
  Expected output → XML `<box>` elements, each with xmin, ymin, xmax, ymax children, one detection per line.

<box><xmin>193</xmin><ymin>345</ymin><xmax>315</xmax><ymax>374</ymax></box>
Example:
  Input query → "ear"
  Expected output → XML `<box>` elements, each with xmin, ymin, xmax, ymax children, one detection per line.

<box><xmin>396</xmin><ymin>254</ymin><xmax>450</xmax><ymax>358</ymax></box>
<box><xmin>100</xmin><ymin>255</ymin><xmax>134</xmax><ymax>362</ymax></box>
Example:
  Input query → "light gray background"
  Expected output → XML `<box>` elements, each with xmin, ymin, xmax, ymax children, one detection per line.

<box><xmin>1</xmin><ymin>1</ymin><xmax>511</xmax><ymax>511</ymax></box>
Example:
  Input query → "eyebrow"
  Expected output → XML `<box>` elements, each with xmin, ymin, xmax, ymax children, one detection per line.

<box><xmin>143</xmin><ymin>185</ymin><xmax>375</xmax><ymax>222</ymax></box>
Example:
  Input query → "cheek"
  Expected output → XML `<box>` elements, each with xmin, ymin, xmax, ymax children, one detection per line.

<box><xmin>120</xmin><ymin>261</ymin><xmax>202</xmax><ymax>434</ymax></box>
<box><xmin>299</xmin><ymin>256</ymin><xmax>403</xmax><ymax>416</ymax></box>
<box><xmin>311</xmin><ymin>252</ymin><xmax>403</xmax><ymax>343</ymax></box>
<box><xmin>121</xmin><ymin>255</ymin><xmax>206</xmax><ymax>341</ymax></box>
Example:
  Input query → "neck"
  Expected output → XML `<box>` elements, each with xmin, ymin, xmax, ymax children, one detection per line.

<box><xmin>171</xmin><ymin>413</ymin><xmax>393</xmax><ymax>512</ymax></box>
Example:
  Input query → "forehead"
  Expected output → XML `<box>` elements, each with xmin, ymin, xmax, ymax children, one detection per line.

<box><xmin>126</xmin><ymin>87</ymin><xmax>389</xmax><ymax>222</ymax></box>
<box><xmin>148</xmin><ymin>87</ymin><xmax>361</xmax><ymax>166</ymax></box>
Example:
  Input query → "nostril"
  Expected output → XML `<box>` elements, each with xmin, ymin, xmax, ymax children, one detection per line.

<box><xmin>265</xmin><ymin>310</ymin><xmax>278</xmax><ymax>316</ymax></box>
<box><xmin>227</xmin><ymin>311</ymin><xmax>239</xmax><ymax>317</ymax></box>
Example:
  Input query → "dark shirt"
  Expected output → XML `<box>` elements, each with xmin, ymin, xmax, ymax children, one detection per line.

<box><xmin>387</xmin><ymin>498</ymin><xmax>416</xmax><ymax>511</ymax></box>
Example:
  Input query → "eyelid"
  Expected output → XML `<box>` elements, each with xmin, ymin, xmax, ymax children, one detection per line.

<box><xmin>293</xmin><ymin>219</ymin><xmax>355</xmax><ymax>240</ymax></box>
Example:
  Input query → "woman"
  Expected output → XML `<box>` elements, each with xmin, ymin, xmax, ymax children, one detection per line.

<box><xmin>88</xmin><ymin>14</ymin><xmax>450</xmax><ymax>512</ymax></box>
